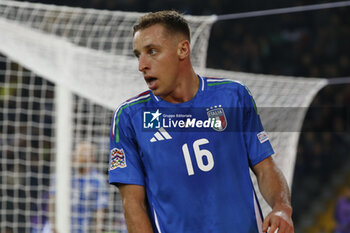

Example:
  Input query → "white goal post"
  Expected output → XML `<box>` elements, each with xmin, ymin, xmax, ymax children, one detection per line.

<box><xmin>0</xmin><ymin>0</ymin><xmax>327</xmax><ymax>232</ymax></box>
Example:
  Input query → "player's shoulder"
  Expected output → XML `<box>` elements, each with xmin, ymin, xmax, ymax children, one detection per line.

<box><xmin>113</xmin><ymin>90</ymin><xmax>152</xmax><ymax>116</ymax></box>
<box><xmin>205</xmin><ymin>77</ymin><xmax>248</xmax><ymax>93</ymax></box>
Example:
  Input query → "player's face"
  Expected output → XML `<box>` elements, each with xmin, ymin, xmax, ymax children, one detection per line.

<box><xmin>72</xmin><ymin>143</ymin><xmax>94</xmax><ymax>171</ymax></box>
<box><xmin>133</xmin><ymin>24</ymin><xmax>182</xmax><ymax>97</ymax></box>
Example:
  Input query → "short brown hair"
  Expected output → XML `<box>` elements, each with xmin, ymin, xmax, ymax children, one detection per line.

<box><xmin>133</xmin><ymin>10</ymin><xmax>191</xmax><ymax>42</ymax></box>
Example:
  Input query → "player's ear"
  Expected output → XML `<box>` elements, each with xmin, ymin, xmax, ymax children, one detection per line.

<box><xmin>177</xmin><ymin>40</ymin><xmax>190</xmax><ymax>60</ymax></box>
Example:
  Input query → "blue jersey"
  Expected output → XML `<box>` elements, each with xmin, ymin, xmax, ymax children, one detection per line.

<box><xmin>109</xmin><ymin>76</ymin><xmax>274</xmax><ymax>233</ymax></box>
<box><xmin>50</xmin><ymin>169</ymin><xmax>109</xmax><ymax>233</ymax></box>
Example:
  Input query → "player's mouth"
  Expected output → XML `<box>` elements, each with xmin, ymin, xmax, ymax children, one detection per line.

<box><xmin>144</xmin><ymin>76</ymin><xmax>158</xmax><ymax>90</ymax></box>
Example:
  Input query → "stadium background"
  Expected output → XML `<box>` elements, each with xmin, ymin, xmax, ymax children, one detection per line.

<box><xmin>2</xmin><ymin>0</ymin><xmax>350</xmax><ymax>232</ymax></box>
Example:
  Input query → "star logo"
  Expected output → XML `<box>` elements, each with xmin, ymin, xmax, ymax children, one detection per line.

<box><xmin>151</xmin><ymin>109</ymin><xmax>162</xmax><ymax>122</ymax></box>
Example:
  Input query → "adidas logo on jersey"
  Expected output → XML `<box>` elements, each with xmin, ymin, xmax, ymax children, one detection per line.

<box><xmin>150</xmin><ymin>127</ymin><xmax>172</xmax><ymax>142</ymax></box>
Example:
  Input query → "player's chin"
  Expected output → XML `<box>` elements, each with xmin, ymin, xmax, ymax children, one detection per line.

<box><xmin>150</xmin><ymin>88</ymin><xmax>162</xmax><ymax>96</ymax></box>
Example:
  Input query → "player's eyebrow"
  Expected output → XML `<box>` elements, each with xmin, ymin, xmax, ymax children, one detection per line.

<box><xmin>133</xmin><ymin>44</ymin><xmax>158</xmax><ymax>57</ymax></box>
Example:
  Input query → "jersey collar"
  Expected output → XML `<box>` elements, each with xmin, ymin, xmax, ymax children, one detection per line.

<box><xmin>150</xmin><ymin>75</ymin><xmax>205</xmax><ymax>106</ymax></box>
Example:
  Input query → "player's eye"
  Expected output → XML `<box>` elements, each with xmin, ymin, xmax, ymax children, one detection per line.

<box><xmin>134</xmin><ymin>52</ymin><xmax>140</xmax><ymax>59</ymax></box>
<box><xmin>149</xmin><ymin>48</ymin><xmax>157</xmax><ymax>55</ymax></box>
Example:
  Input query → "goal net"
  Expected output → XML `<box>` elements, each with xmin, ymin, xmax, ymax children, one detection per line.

<box><xmin>0</xmin><ymin>0</ymin><xmax>327</xmax><ymax>232</ymax></box>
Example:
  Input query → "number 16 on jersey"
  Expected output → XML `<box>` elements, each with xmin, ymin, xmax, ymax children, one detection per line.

<box><xmin>182</xmin><ymin>138</ymin><xmax>214</xmax><ymax>176</ymax></box>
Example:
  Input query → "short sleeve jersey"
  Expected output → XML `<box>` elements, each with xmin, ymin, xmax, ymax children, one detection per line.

<box><xmin>109</xmin><ymin>76</ymin><xmax>274</xmax><ymax>233</ymax></box>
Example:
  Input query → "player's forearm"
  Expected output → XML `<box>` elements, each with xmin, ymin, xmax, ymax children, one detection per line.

<box><xmin>94</xmin><ymin>209</ymin><xmax>106</xmax><ymax>233</ymax></box>
<box><xmin>123</xmin><ymin>201</ymin><xmax>154</xmax><ymax>233</ymax></box>
<box><xmin>254</xmin><ymin>158</ymin><xmax>292</xmax><ymax>214</ymax></box>
<box><xmin>254</xmin><ymin>158</ymin><xmax>294</xmax><ymax>232</ymax></box>
<box><xmin>118</xmin><ymin>184</ymin><xmax>154</xmax><ymax>233</ymax></box>
<box><xmin>49</xmin><ymin>196</ymin><xmax>58</xmax><ymax>232</ymax></box>
<box><xmin>261</xmin><ymin>170</ymin><xmax>291</xmax><ymax>217</ymax></box>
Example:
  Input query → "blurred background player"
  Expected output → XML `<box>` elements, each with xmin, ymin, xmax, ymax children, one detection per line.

<box><xmin>334</xmin><ymin>186</ymin><xmax>350</xmax><ymax>233</ymax></box>
<box><xmin>44</xmin><ymin>142</ymin><xmax>109</xmax><ymax>233</ymax></box>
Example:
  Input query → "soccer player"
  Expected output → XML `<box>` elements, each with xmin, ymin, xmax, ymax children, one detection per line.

<box><xmin>46</xmin><ymin>142</ymin><xmax>109</xmax><ymax>233</ymax></box>
<box><xmin>109</xmin><ymin>10</ymin><xmax>294</xmax><ymax>233</ymax></box>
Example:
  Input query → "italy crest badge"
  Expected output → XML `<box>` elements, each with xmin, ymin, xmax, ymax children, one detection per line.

<box><xmin>207</xmin><ymin>106</ymin><xmax>227</xmax><ymax>131</ymax></box>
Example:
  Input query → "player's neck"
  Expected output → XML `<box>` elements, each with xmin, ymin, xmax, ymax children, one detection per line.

<box><xmin>161</xmin><ymin>70</ymin><xmax>199</xmax><ymax>104</ymax></box>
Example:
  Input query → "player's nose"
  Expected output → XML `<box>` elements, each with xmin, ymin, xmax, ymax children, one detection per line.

<box><xmin>138</xmin><ymin>54</ymin><xmax>149</xmax><ymax>72</ymax></box>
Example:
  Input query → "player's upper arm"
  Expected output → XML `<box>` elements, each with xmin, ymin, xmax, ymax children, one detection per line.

<box><xmin>118</xmin><ymin>184</ymin><xmax>147</xmax><ymax>209</ymax></box>
<box><xmin>251</xmin><ymin>156</ymin><xmax>274</xmax><ymax>176</ymax></box>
